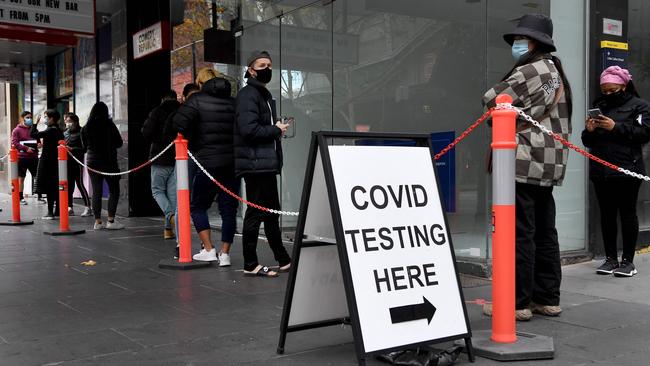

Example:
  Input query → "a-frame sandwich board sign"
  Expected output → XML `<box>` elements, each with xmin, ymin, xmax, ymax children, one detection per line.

<box><xmin>277</xmin><ymin>131</ymin><xmax>474</xmax><ymax>365</ymax></box>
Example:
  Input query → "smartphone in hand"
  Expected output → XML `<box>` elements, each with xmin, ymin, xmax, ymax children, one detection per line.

<box><xmin>588</xmin><ymin>108</ymin><xmax>602</xmax><ymax>119</ymax></box>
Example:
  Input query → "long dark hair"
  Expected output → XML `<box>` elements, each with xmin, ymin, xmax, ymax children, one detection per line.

<box><xmin>86</xmin><ymin>101</ymin><xmax>110</xmax><ymax>125</ymax></box>
<box><xmin>502</xmin><ymin>46</ymin><xmax>573</xmax><ymax>120</ymax></box>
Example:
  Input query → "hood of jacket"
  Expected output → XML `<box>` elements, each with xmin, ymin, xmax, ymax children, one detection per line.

<box><xmin>202</xmin><ymin>77</ymin><xmax>232</xmax><ymax>99</ymax></box>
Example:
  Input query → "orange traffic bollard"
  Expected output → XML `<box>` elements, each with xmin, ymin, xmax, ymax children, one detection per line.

<box><xmin>490</xmin><ymin>94</ymin><xmax>518</xmax><ymax>344</ymax></box>
<box><xmin>158</xmin><ymin>134</ymin><xmax>210</xmax><ymax>270</ymax></box>
<box><xmin>468</xmin><ymin>95</ymin><xmax>555</xmax><ymax>360</ymax></box>
<box><xmin>44</xmin><ymin>141</ymin><xmax>85</xmax><ymax>236</ymax></box>
<box><xmin>0</xmin><ymin>146</ymin><xmax>34</xmax><ymax>226</ymax></box>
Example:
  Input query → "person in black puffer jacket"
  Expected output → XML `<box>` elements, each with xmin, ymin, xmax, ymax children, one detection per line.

<box><xmin>235</xmin><ymin>51</ymin><xmax>291</xmax><ymax>277</ymax></box>
<box><xmin>64</xmin><ymin>113</ymin><xmax>91</xmax><ymax>217</ymax></box>
<box><xmin>81</xmin><ymin>102</ymin><xmax>125</xmax><ymax>230</ymax></box>
<box><xmin>582</xmin><ymin>66</ymin><xmax>650</xmax><ymax>278</ymax></box>
<box><xmin>142</xmin><ymin>90</ymin><xmax>180</xmax><ymax>240</ymax></box>
<box><xmin>173</xmin><ymin>68</ymin><xmax>240</xmax><ymax>264</ymax></box>
<box><xmin>31</xmin><ymin>109</ymin><xmax>65</xmax><ymax>219</ymax></box>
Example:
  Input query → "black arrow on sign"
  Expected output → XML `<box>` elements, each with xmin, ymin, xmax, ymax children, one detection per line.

<box><xmin>389</xmin><ymin>297</ymin><xmax>436</xmax><ymax>325</ymax></box>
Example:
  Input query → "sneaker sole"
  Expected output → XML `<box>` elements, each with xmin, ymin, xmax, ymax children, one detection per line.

<box><xmin>613</xmin><ymin>269</ymin><xmax>637</xmax><ymax>277</ymax></box>
<box><xmin>596</xmin><ymin>269</ymin><xmax>616</xmax><ymax>275</ymax></box>
<box><xmin>193</xmin><ymin>257</ymin><xmax>218</xmax><ymax>262</ymax></box>
<box><xmin>218</xmin><ymin>263</ymin><xmax>231</xmax><ymax>267</ymax></box>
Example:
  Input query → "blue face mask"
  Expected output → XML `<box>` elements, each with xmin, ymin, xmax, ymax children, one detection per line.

<box><xmin>511</xmin><ymin>39</ymin><xmax>530</xmax><ymax>61</ymax></box>
<box><xmin>24</xmin><ymin>118</ymin><xmax>32</xmax><ymax>126</ymax></box>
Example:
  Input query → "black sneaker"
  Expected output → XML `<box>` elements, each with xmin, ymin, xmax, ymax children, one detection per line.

<box><xmin>596</xmin><ymin>258</ymin><xmax>619</xmax><ymax>275</ymax></box>
<box><xmin>613</xmin><ymin>260</ymin><xmax>637</xmax><ymax>277</ymax></box>
<box><xmin>174</xmin><ymin>246</ymin><xmax>179</xmax><ymax>259</ymax></box>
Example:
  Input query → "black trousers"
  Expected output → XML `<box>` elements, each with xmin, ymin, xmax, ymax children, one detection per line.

<box><xmin>592</xmin><ymin>177</ymin><xmax>641</xmax><ymax>262</ymax></box>
<box><xmin>67</xmin><ymin>160</ymin><xmax>91</xmax><ymax>207</ymax></box>
<box><xmin>242</xmin><ymin>173</ymin><xmax>291</xmax><ymax>271</ymax></box>
<box><xmin>89</xmin><ymin>172</ymin><xmax>120</xmax><ymax>220</ymax></box>
<box><xmin>515</xmin><ymin>182</ymin><xmax>561</xmax><ymax>309</ymax></box>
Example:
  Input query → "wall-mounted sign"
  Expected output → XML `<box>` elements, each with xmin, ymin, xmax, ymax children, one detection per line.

<box><xmin>133</xmin><ymin>22</ymin><xmax>168</xmax><ymax>60</ymax></box>
<box><xmin>603</xmin><ymin>18</ymin><xmax>623</xmax><ymax>37</ymax></box>
<box><xmin>0</xmin><ymin>67</ymin><xmax>22</xmax><ymax>83</ymax></box>
<box><xmin>601</xmin><ymin>40</ymin><xmax>628</xmax><ymax>69</ymax></box>
<box><xmin>0</xmin><ymin>0</ymin><xmax>94</xmax><ymax>35</ymax></box>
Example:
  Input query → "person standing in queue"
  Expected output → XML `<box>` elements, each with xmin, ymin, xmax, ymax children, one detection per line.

<box><xmin>235</xmin><ymin>51</ymin><xmax>291</xmax><ymax>277</ymax></box>
<box><xmin>31</xmin><ymin>109</ymin><xmax>65</xmax><ymax>219</ymax></box>
<box><xmin>173</xmin><ymin>68</ymin><xmax>239</xmax><ymax>265</ymax></box>
<box><xmin>482</xmin><ymin>14</ymin><xmax>573</xmax><ymax>320</ymax></box>
<box><xmin>11</xmin><ymin>111</ymin><xmax>39</xmax><ymax>205</ymax></box>
<box><xmin>81</xmin><ymin>102</ymin><xmax>125</xmax><ymax>230</ymax></box>
<box><xmin>582</xmin><ymin>66</ymin><xmax>650</xmax><ymax>277</ymax></box>
<box><xmin>64</xmin><ymin>113</ymin><xmax>92</xmax><ymax>217</ymax></box>
<box><xmin>142</xmin><ymin>90</ymin><xmax>180</xmax><ymax>240</ymax></box>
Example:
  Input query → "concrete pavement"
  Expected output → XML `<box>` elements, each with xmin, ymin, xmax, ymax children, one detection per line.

<box><xmin>0</xmin><ymin>194</ymin><xmax>649</xmax><ymax>365</ymax></box>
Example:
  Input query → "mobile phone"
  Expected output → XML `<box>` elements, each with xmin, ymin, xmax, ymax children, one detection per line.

<box><xmin>588</xmin><ymin>108</ymin><xmax>602</xmax><ymax>119</ymax></box>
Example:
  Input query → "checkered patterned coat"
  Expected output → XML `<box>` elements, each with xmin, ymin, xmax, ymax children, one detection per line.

<box><xmin>483</xmin><ymin>55</ymin><xmax>571</xmax><ymax>187</ymax></box>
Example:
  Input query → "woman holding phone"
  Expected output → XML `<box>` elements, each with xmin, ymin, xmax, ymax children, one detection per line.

<box><xmin>582</xmin><ymin>66</ymin><xmax>650</xmax><ymax>277</ymax></box>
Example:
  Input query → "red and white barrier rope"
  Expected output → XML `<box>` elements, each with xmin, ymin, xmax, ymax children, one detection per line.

<box><xmin>496</xmin><ymin>103</ymin><xmax>650</xmax><ymax>182</ymax></box>
<box><xmin>65</xmin><ymin>141</ymin><xmax>175</xmax><ymax>176</ymax></box>
<box><xmin>187</xmin><ymin>150</ymin><xmax>300</xmax><ymax>216</ymax></box>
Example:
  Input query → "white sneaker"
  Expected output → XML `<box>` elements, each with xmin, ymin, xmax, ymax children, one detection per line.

<box><xmin>106</xmin><ymin>221</ymin><xmax>125</xmax><ymax>230</ymax></box>
<box><xmin>218</xmin><ymin>252</ymin><xmax>231</xmax><ymax>267</ymax></box>
<box><xmin>193</xmin><ymin>248</ymin><xmax>218</xmax><ymax>262</ymax></box>
<box><xmin>81</xmin><ymin>207</ymin><xmax>92</xmax><ymax>217</ymax></box>
<box><xmin>93</xmin><ymin>222</ymin><xmax>104</xmax><ymax>230</ymax></box>
<box><xmin>68</xmin><ymin>207</ymin><xmax>75</xmax><ymax>216</ymax></box>
<box><xmin>20</xmin><ymin>199</ymin><xmax>28</xmax><ymax>205</ymax></box>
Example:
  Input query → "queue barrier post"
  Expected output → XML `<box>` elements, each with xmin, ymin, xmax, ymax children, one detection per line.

<box><xmin>463</xmin><ymin>95</ymin><xmax>555</xmax><ymax>361</ymax></box>
<box><xmin>158</xmin><ymin>134</ymin><xmax>210</xmax><ymax>270</ymax></box>
<box><xmin>43</xmin><ymin>141</ymin><xmax>85</xmax><ymax>236</ymax></box>
<box><xmin>0</xmin><ymin>146</ymin><xmax>34</xmax><ymax>226</ymax></box>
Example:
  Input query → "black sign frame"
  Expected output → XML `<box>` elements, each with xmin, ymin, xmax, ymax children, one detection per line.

<box><xmin>277</xmin><ymin>131</ymin><xmax>475</xmax><ymax>365</ymax></box>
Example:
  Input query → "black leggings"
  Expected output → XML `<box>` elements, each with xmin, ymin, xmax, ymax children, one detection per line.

<box><xmin>68</xmin><ymin>161</ymin><xmax>91</xmax><ymax>207</ymax></box>
<box><xmin>89</xmin><ymin>172</ymin><xmax>120</xmax><ymax>220</ymax></box>
<box><xmin>592</xmin><ymin>177</ymin><xmax>642</xmax><ymax>262</ymax></box>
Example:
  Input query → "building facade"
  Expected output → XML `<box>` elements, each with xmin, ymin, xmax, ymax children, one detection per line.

<box><xmin>0</xmin><ymin>0</ymin><xmax>648</xmax><ymax>275</ymax></box>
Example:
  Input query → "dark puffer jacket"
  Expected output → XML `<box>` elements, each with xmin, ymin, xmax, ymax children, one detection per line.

<box><xmin>582</xmin><ymin>93</ymin><xmax>650</xmax><ymax>178</ymax></box>
<box><xmin>142</xmin><ymin>99</ymin><xmax>180</xmax><ymax>166</ymax></box>
<box><xmin>234</xmin><ymin>78</ymin><xmax>282</xmax><ymax>177</ymax></box>
<box><xmin>172</xmin><ymin>77</ymin><xmax>235</xmax><ymax>168</ymax></box>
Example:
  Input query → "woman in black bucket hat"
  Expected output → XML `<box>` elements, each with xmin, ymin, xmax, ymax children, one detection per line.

<box><xmin>482</xmin><ymin>14</ymin><xmax>573</xmax><ymax>321</ymax></box>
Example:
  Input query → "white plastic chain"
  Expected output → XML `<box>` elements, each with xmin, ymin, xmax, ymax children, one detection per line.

<box><xmin>0</xmin><ymin>153</ymin><xmax>7</xmax><ymax>161</ymax></box>
<box><xmin>187</xmin><ymin>150</ymin><xmax>300</xmax><ymax>216</ymax></box>
<box><xmin>66</xmin><ymin>140</ymin><xmax>175</xmax><ymax>176</ymax></box>
<box><xmin>496</xmin><ymin>103</ymin><xmax>650</xmax><ymax>182</ymax></box>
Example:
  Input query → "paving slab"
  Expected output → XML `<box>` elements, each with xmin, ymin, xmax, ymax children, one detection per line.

<box><xmin>1</xmin><ymin>195</ymin><xmax>650</xmax><ymax>365</ymax></box>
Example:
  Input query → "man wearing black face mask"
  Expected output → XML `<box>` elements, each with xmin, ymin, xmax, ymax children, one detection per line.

<box><xmin>234</xmin><ymin>51</ymin><xmax>291</xmax><ymax>277</ymax></box>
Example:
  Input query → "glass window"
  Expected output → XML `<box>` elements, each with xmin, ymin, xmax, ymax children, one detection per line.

<box><xmin>32</xmin><ymin>63</ymin><xmax>47</xmax><ymax>117</ymax></box>
<box><xmin>334</xmin><ymin>0</ymin><xmax>488</xmax><ymax>260</ymax></box>
<box><xmin>74</xmin><ymin>37</ymin><xmax>97</xmax><ymax>124</ymax></box>
<box><xmin>550</xmin><ymin>0</ymin><xmax>587</xmax><ymax>251</ymax></box>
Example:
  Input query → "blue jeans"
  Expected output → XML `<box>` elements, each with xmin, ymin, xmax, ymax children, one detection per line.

<box><xmin>190</xmin><ymin>166</ymin><xmax>240</xmax><ymax>243</ymax></box>
<box><xmin>151</xmin><ymin>165</ymin><xmax>177</xmax><ymax>229</ymax></box>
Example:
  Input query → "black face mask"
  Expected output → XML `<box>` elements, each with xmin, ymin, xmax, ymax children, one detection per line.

<box><xmin>254</xmin><ymin>67</ymin><xmax>272</xmax><ymax>84</ymax></box>
<box><xmin>603</xmin><ymin>90</ymin><xmax>626</xmax><ymax>105</ymax></box>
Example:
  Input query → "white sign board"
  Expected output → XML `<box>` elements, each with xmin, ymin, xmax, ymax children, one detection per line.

<box><xmin>133</xmin><ymin>22</ymin><xmax>164</xmax><ymax>60</ymax></box>
<box><xmin>328</xmin><ymin>145</ymin><xmax>468</xmax><ymax>353</ymax></box>
<box><xmin>0</xmin><ymin>0</ymin><xmax>94</xmax><ymax>34</ymax></box>
<box><xmin>603</xmin><ymin>18</ymin><xmax>623</xmax><ymax>37</ymax></box>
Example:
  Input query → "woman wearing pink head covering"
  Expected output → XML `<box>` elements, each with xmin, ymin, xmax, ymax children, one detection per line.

<box><xmin>582</xmin><ymin>66</ymin><xmax>650</xmax><ymax>277</ymax></box>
